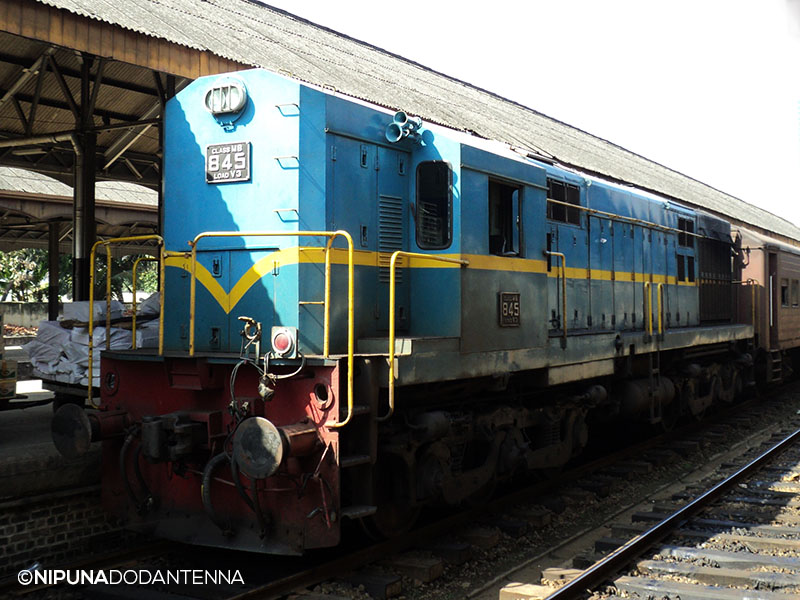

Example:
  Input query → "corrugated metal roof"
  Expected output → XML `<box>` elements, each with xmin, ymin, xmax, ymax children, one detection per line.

<box><xmin>0</xmin><ymin>166</ymin><xmax>157</xmax><ymax>205</ymax></box>
<box><xmin>35</xmin><ymin>0</ymin><xmax>800</xmax><ymax>241</ymax></box>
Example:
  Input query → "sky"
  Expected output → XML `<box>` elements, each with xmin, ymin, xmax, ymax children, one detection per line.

<box><xmin>264</xmin><ymin>0</ymin><xmax>800</xmax><ymax>226</ymax></box>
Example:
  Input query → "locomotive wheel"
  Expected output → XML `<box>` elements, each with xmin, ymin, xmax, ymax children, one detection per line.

<box><xmin>359</xmin><ymin>457</ymin><xmax>420</xmax><ymax>540</ymax></box>
<box><xmin>360</xmin><ymin>501</ymin><xmax>421</xmax><ymax>540</ymax></box>
<box><xmin>660</xmin><ymin>395</ymin><xmax>679</xmax><ymax>432</ymax></box>
<box><xmin>464</xmin><ymin>477</ymin><xmax>497</xmax><ymax>508</ymax></box>
<box><xmin>717</xmin><ymin>366</ymin><xmax>740</xmax><ymax>403</ymax></box>
<box><xmin>683</xmin><ymin>380</ymin><xmax>706</xmax><ymax>421</ymax></box>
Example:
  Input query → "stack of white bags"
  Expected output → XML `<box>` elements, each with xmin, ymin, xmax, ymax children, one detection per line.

<box><xmin>25</xmin><ymin>294</ymin><xmax>160</xmax><ymax>388</ymax></box>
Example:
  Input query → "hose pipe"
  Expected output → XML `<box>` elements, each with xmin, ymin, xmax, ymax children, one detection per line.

<box><xmin>201</xmin><ymin>453</ymin><xmax>234</xmax><ymax>536</ymax></box>
<box><xmin>119</xmin><ymin>430</ymin><xmax>142</xmax><ymax>514</ymax></box>
<box><xmin>229</xmin><ymin>453</ymin><xmax>255</xmax><ymax>512</ymax></box>
<box><xmin>251</xmin><ymin>478</ymin><xmax>269</xmax><ymax>539</ymax></box>
<box><xmin>132</xmin><ymin>445</ymin><xmax>156</xmax><ymax>514</ymax></box>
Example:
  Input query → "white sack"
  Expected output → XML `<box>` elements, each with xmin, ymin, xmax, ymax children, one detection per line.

<box><xmin>62</xmin><ymin>300</ymin><xmax>124</xmax><ymax>323</ymax></box>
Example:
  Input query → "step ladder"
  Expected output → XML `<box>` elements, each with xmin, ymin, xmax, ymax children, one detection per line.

<box><xmin>648</xmin><ymin>350</ymin><xmax>662</xmax><ymax>424</ymax></box>
<box><xmin>769</xmin><ymin>349</ymin><xmax>783</xmax><ymax>383</ymax></box>
<box><xmin>338</xmin><ymin>400</ymin><xmax>378</xmax><ymax>520</ymax></box>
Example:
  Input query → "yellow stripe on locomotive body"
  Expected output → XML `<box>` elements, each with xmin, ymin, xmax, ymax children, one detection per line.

<box><xmin>165</xmin><ymin>249</ymin><xmax>697</xmax><ymax>320</ymax></box>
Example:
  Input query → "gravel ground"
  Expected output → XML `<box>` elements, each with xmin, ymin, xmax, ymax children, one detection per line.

<box><xmin>395</xmin><ymin>383</ymin><xmax>800</xmax><ymax>600</ymax></box>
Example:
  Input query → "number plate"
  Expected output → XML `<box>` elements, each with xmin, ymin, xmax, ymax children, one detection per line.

<box><xmin>206</xmin><ymin>141</ymin><xmax>251</xmax><ymax>183</ymax></box>
<box><xmin>499</xmin><ymin>292</ymin><xmax>521</xmax><ymax>327</ymax></box>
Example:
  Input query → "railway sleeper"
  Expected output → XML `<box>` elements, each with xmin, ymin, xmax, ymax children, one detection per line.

<box><xmin>626</xmin><ymin>514</ymin><xmax>800</xmax><ymax>537</ymax></box>
<box><xmin>675</xmin><ymin>530</ymin><xmax>800</xmax><ymax>553</ymax></box>
<box><xmin>638</xmin><ymin>560</ymin><xmax>800</xmax><ymax>588</ymax></box>
<box><xmin>658</xmin><ymin>544</ymin><xmax>800</xmax><ymax>571</ymax></box>
<box><xmin>614</xmin><ymin>575</ymin><xmax>798</xmax><ymax>600</ymax></box>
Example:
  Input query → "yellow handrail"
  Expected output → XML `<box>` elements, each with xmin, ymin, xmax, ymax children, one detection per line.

<box><xmin>88</xmin><ymin>235</ymin><xmax>165</xmax><ymax>407</ymax></box>
<box><xmin>380</xmin><ymin>251</ymin><xmax>469</xmax><ymax>422</ymax></box>
<box><xmin>131</xmin><ymin>257</ymin><xmax>159</xmax><ymax>349</ymax></box>
<box><xmin>544</xmin><ymin>251</ymin><xmax>567</xmax><ymax>345</ymax></box>
<box><xmin>187</xmin><ymin>230</ymin><xmax>355</xmax><ymax>428</ymax></box>
<box><xmin>644</xmin><ymin>281</ymin><xmax>653</xmax><ymax>337</ymax></box>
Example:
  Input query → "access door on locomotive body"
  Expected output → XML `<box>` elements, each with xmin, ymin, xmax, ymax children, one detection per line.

<box><xmin>325</xmin><ymin>136</ymin><xmax>411</xmax><ymax>334</ymax></box>
<box><xmin>540</xmin><ymin>175</ymin><xmax>696</xmax><ymax>344</ymax></box>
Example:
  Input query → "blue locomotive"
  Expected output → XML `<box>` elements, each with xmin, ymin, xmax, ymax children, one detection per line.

<box><xmin>56</xmin><ymin>69</ymin><xmax>754</xmax><ymax>554</ymax></box>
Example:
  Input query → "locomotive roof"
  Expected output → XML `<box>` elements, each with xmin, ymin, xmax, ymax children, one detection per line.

<box><xmin>35</xmin><ymin>0</ymin><xmax>800</xmax><ymax>244</ymax></box>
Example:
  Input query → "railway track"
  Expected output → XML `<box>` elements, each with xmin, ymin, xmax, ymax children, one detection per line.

<box><xmin>500</xmin><ymin>425</ymin><xmax>800</xmax><ymax>599</ymax></box>
<box><xmin>7</xmin><ymin>388</ymin><xmax>800</xmax><ymax>600</ymax></box>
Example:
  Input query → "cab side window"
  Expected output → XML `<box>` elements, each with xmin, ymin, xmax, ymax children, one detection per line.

<box><xmin>489</xmin><ymin>180</ymin><xmax>521</xmax><ymax>256</ymax></box>
<box><xmin>416</xmin><ymin>161</ymin><xmax>452</xmax><ymax>250</ymax></box>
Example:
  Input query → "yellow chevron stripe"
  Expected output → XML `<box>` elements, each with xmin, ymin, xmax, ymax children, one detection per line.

<box><xmin>165</xmin><ymin>255</ymin><xmax>230</xmax><ymax>312</ymax></box>
<box><xmin>166</xmin><ymin>248</ymin><xmax>696</xmax><ymax>314</ymax></box>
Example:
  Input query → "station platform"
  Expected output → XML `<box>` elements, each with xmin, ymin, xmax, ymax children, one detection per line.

<box><xmin>0</xmin><ymin>380</ymin><xmax>100</xmax><ymax>501</ymax></box>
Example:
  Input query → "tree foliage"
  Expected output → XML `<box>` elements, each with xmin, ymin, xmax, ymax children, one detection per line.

<box><xmin>0</xmin><ymin>248</ymin><xmax>49</xmax><ymax>301</ymax></box>
<box><xmin>0</xmin><ymin>248</ymin><xmax>158</xmax><ymax>302</ymax></box>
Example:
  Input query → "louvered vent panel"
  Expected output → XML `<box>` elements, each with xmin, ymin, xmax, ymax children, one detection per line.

<box><xmin>379</xmin><ymin>195</ymin><xmax>404</xmax><ymax>283</ymax></box>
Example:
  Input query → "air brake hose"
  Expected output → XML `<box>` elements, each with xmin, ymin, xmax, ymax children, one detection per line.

<box><xmin>251</xmin><ymin>478</ymin><xmax>268</xmax><ymax>539</ymax></box>
<box><xmin>119</xmin><ymin>430</ymin><xmax>141</xmax><ymax>514</ymax></box>
<box><xmin>229</xmin><ymin>453</ymin><xmax>255</xmax><ymax>512</ymax></box>
<box><xmin>201</xmin><ymin>452</ymin><xmax>233</xmax><ymax>535</ymax></box>
<box><xmin>132</xmin><ymin>445</ymin><xmax>155</xmax><ymax>513</ymax></box>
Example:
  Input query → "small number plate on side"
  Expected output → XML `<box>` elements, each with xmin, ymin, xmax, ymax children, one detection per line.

<box><xmin>206</xmin><ymin>141</ymin><xmax>251</xmax><ymax>183</ymax></box>
<box><xmin>499</xmin><ymin>292</ymin><xmax>521</xmax><ymax>327</ymax></box>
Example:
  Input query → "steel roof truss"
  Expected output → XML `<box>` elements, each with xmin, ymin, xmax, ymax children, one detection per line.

<box><xmin>47</xmin><ymin>54</ymin><xmax>79</xmax><ymax>122</ymax></box>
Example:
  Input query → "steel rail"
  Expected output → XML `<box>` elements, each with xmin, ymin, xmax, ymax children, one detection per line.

<box><xmin>543</xmin><ymin>426</ymin><xmax>800</xmax><ymax>600</ymax></box>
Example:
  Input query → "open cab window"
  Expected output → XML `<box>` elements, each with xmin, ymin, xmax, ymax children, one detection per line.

<box><xmin>489</xmin><ymin>180</ymin><xmax>521</xmax><ymax>256</ymax></box>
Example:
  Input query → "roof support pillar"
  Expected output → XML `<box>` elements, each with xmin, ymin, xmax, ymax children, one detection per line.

<box><xmin>71</xmin><ymin>55</ymin><xmax>99</xmax><ymax>301</ymax></box>
<box><xmin>48</xmin><ymin>221</ymin><xmax>60</xmax><ymax>321</ymax></box>
<box><xmin>72</xmin><ymin>131</ymin><xmax>96</xmax><ymax>301</ymax></box>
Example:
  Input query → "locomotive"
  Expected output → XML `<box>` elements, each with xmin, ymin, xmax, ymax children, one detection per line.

<box><xmin>53</xmin><ymin>67</ymin><xmax>795</xmax><ymax>555</ymax></box>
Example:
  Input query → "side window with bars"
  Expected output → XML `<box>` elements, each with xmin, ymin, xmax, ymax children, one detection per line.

<box><xmin>678</xmin><ymin>217</ymin><xmax>694</xmax><ymax>248</ymax></box>
<box><xmin>416</xmin><ymin>161</ymin><xmax>452</xmax><ymax>250</ymax></box>
<box><xmin>676</xmin><ymin>216</ymin><xmax>696</xmax><ymax>282</ymax></box>
<box><xmin>546</xmin><ymin>178</ymin><xmax>581</xmax><ymax>226</ymax></box>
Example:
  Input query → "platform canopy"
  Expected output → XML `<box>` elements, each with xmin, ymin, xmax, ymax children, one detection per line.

<box><xmin>0</xmin><ymin>166</ymin><xmax>157</xmax><ymax>253</ymax></box>
<box><xmin>0</xmin><ymin>0</ymin><xmax>795</xmax><ymax>293</ymax></box>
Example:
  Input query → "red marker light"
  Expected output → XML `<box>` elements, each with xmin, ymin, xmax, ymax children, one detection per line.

<box><xmin>270</xmin><ymin>327</ymin><xmax>297</xmax><ymax>358</ymax></box>
<box><xmin>273</xmin><ymin>332</ymin><xmax>291</xmax><ymax>353</ymax></box>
